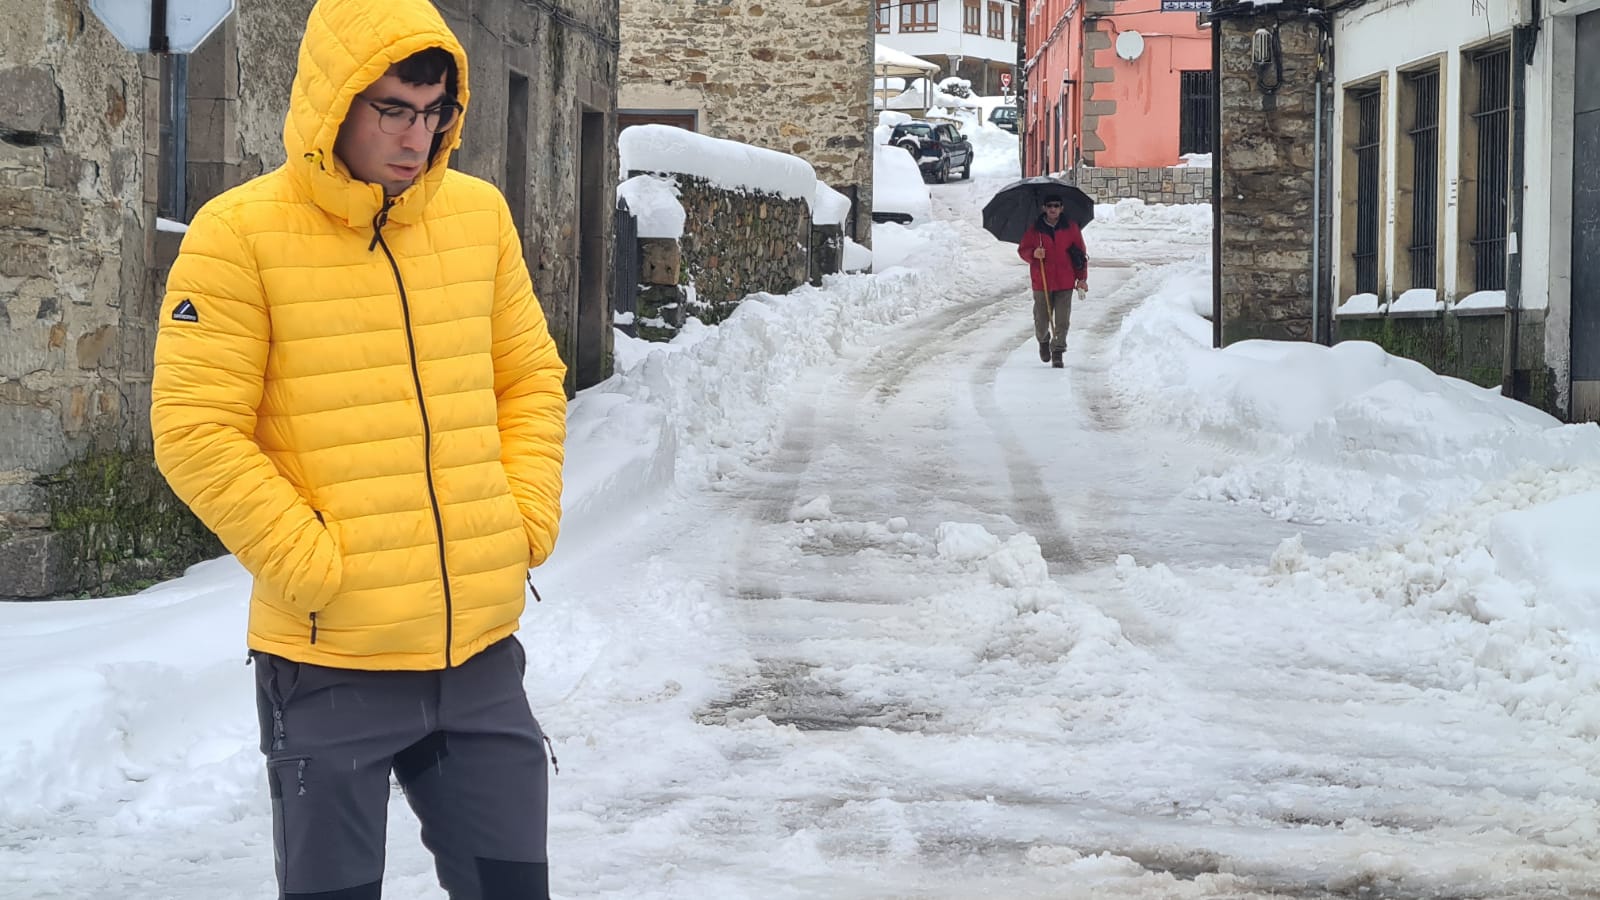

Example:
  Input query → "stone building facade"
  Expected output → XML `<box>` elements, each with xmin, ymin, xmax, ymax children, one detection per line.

<box><xmin>618</xmin><ymin>0</ymin><xmax>875</xmax><ymax>243</ymax></box>
<box><xmin>0</xmin><ymin>0</ymin><xmax>619</xmax><ymax>599</ymax></box>
<box><xmin>1210</xmin><ymin>2</ymin><xmax>1326</xmax><ymax>345</ymax></box>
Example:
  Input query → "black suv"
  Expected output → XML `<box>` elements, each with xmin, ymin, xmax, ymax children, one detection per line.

<box><xmin>988</xmin><ymin>105</ymin><xmax>1017</xmax><ymax>133</ymax></box>
<box><xmin>889</xmin><ymin>121</ymin><xmax>973</xmax><ymax>183</ymax></box>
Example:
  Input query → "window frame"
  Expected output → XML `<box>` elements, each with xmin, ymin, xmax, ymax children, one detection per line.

<box><xmin>900</xmin><ymin>0</ymin><xmax>938</xmax><ymax>33</ymax></box>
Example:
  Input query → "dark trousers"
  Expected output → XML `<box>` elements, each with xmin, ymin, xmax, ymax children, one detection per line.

<box><xmin>253</xmin><ymin>636</ymin><xmax>549</xmax><ymax>899</ymax></box>
<box><xmin>1032</xmin><ymin>289</ymin><xmax>1074</xmax><ymax>351</ymax></box>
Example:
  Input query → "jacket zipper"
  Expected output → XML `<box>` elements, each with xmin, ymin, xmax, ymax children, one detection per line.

<box><xmin>371</xmin><ymin>199</ymin><xmax>456</xmax><ymax>667</ymax></box>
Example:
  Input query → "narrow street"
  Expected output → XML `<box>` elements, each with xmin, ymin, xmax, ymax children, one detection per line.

<box><xmin>523</xmin><ymin>181</ymin><xmax>1600</xmax><ymax>899</ymax></box>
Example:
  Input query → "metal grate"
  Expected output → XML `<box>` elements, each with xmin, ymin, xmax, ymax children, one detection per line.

<box><xmin>1353</xmin><ymin>88</ymin><xmax>1382</xmax><ymax>295</ymax></box>
<box><xmin>612</xmin><ymin>199</ymin><xmax>640</xmax><ymax>337</ymax></box>
<box><xmin>1179</xmin><ymin>71</ymin><xmax>1213</xmax><ymax>156</ymax></box>
<box><xmin>1407</xmin><ymin>69</ymin><xmax>1440</xmax><ymax>288</ymax></box>
<box><xmin>1471</xmin><ymin>46</ymin><xmax>1511</xmax><ymax>292</ymax></box>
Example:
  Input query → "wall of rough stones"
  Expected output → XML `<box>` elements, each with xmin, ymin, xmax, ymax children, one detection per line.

<box><xmin>631</xmin><ymin>173</ymin><xmax>811</xmax><ymax>337</ymax></box>
<box><xmin>619</xmin><ymin>0</ymin><xmax>875</xmax><ymax>242</ymax></box>
<box><xmin>1072</xmin><ymin>166</ymin><xmax>1211</xmax><ymax>205</ymax></box>
<box><xmin>1215</xmin><ymin>8</ymin><xmax>1321</xmax><ymax>344</ymax></box>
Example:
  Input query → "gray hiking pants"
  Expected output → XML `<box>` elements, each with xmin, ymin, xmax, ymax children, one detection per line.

<box><xmin>252</xmin><ymin>636</ymin><xmax>550</xmax><ymax>900</ymax></box>
<box><xmin>1033</xmin><ymin>289</ymin><xmax>1074</xmax><ymax>351</ymax></box>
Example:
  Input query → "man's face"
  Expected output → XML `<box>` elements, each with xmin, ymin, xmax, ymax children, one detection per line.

<box><xmin>1042</xmin><ymin>200</ymin><xmax>1063</xmax><ymax>224</ymax></box>
<box><xmin>334</xmin><ymin>69</ymin><xmax>449</xmax><ymax>197</ymax></box>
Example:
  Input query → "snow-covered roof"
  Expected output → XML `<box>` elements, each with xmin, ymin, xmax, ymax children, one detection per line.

<box><xmin>874</xmin><ymin>43</ymin><xmax>940</xmax><ymax>76</ymax></box>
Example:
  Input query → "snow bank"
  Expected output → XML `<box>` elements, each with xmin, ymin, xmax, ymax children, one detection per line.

<box><xmin>574</xmin><ymin>219</ymin><xmax>972</xmax><ymax>494</ymax></box>
<box><xmin>1108</xmin><ymin>261</ymin><xmax>1600</xmax><ymax>525</ymax></box>
<box><xmin>1088</xmin><ymin>198</ymin><xmax>1210</xmax><ymax>236</ymax></box>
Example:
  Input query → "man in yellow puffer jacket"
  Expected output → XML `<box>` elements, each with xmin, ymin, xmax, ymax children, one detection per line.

<box><xmin>150</xmin><ymin>0</ymin><xmax>564</xmax><ymax>896</ymax></box>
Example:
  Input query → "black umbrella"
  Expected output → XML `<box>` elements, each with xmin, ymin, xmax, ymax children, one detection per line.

<box><xmin>981</xmin><ymin>176</ymin><xmax>1095</xmax><ymax>244</ymax></box>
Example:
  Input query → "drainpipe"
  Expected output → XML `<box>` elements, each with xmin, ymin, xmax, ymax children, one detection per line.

<box><xmin>1312</xmin><ymin>75</ymin><xmax>1323</xmax><ymax>344</ymax></box>
<box><xmin>1311</xmin><ymin>16</ymin><xmax>1333</xmax><ymax>345</ymax></box>
<box><xmin>1503</xmin><ymin>11</ymin><xmax>1538</xmax><ymax>398</ymax></box>
<box><xmin>1211</xmin><ymin>11</ymin><xmax>1223</xmax><ymax>349</ymax></box>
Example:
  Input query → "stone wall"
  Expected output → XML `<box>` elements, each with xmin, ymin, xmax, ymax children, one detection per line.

<box><xmin>1214</xmin><ymin>5</ymin><xmax>1323</xmax><ymax>344</ymax></box>
<box><xmin>630</xmin><ymin>173</ymin><xmax>811</xmax><ymax>338</ymax></box>
<box><xmin>437</xmin><ymin>0</ymin><xmax>620</xmax><ymax>391</ymax></box>
<box><xmin>619</xmin><ymin>0</ymin><xmax>874</xmax><ymax>243</ymax></box>
<box><xmin>1</xmin><ymin>2</ymin><xmax>158</xmax><ymax>595</ymax></box>
<box><xmin>1072</xmin><ymin>166</ymin><xmax>1211</xmax><ymax>204</ymax></box>
<box><xmin>0</xmin><ymin>0</ymin><xmax>618</xmax><ymax>598</ymax></box>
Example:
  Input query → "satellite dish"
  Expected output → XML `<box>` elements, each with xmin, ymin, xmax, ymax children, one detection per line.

<box><xmin>1115</xmin><ymin>30</ymin><xmax>1146</xmax><ymax>62</ymax></box>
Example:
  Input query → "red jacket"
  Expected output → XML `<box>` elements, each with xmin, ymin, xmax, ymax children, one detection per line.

<box><xmin>1018</xmin><ymin>217</ymin><xmax>1087</xmax><ymax>292</ymax></box>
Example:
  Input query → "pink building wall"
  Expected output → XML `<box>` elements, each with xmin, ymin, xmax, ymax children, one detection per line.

<box><xmin>1022</xmin><ymin>3</ymin><xmax>1211</xmax><ymax>175</ymax></box>
<box><xmin>1089</xmin><ymin>13</ymin><xmax>1211</xmax><ymax>167</ymax></box>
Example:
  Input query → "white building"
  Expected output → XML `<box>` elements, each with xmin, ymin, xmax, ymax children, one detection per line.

<box><xmin>874</xmin><ymin>0</ymin><xmax>1020</xmax><ymax>96</ymax></box>
<box><xmin>1328</xmin><ymin>0</ymin><xmax>1600</xmax><ymax>419</ymax></box>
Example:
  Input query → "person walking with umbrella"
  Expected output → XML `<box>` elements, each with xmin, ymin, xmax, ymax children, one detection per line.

<box><xmin>1018</xmin><ymin>194</ymin><xmax>1088</xmax><ymax>368</ymax></box>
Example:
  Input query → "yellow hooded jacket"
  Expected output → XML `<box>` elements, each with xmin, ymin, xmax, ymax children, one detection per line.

<box><xmin>151</xmin><ymin>0</ymin><xmax>566</xmax><ymax>670</ymax></box>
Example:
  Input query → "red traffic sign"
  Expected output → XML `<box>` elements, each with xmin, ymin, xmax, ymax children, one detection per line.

<box><xmin>1000</xmin><ymin>72</ymin><xmax>1013</xmax><ymax>88</ymax></box>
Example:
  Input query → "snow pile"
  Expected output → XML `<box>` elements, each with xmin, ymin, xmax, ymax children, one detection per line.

<box><xmin>1272</xmin><ymin>464</ymin><xmax>1600</xmax><ymax>741</ymax></box>
<box><xmin>967</xmin><ymin>121</ymin><xmax>1020</xmax><ymax>181</ymax></box>
<box><xmin>619</xmin><ymin>123</ymin><xmax>817</xmax><ymax>202</ymax></box>
<box><xmin>812</xmin><ymin>181</ymin><xmax>852</xmax><ymax>227</ymax></box>
<box><xmin>1390</xmin><ymin>288</ymin><xmax>1443</xmax><ymax>314</ymax></box>
<box><xmin>579</xmin><ymin>221</ymin><xmax>971</xmax><ymax>493</ymax></box>
<box><xmin>872</xmin><ymin>143</ymin><xmax>933</xmax><ymax>225</ymax></box>
<box><xmin>1087</xmin><ymin>198</ymin><xmax>1210</xmax><ymax>236</ymax></box>
<box><xmin>1108</xmin><ymin>262</ymin><xmax>1600</xmax><ymax>525</ymax></box>
<box><xmin>617</xmin><ymin>174</ymin><xmax>686</xmax><ymax>239</ymax></box>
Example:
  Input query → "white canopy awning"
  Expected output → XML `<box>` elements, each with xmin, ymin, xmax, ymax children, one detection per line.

<box><xmin>874</xmin><ymin>44</ymin><xmax>940</xmax><ymax>78</ymax></box>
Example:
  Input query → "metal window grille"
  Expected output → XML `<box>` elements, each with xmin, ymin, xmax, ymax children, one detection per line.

<box><xmin>1407</xmin><ymin>69</ymin><xmax>1439</xmax><ymax>288</ymax></box>
<box><xmin>1471</xmin><ymin>46</ymin><xmax>1510</xmax><ymax>292</ymax></box>
<box><xmin>900</xmin><ymin>0</ymin><xmax>937</xmax><ymax>33</ymax></box>
<box><xmin>1353</xmin><ymin>88</ymin><xmax>1382</xmax><ymax>295</ymax></box>
<box><xmin>964</xmin><ymin>0</ymin><xmax>980</xmax><ymax>34</ymax></box>
<box><xmin>988</xmin><ymin>2</ymin><xmax>1004</xmax><ymax>38</ymax></box>
<box><xmin>877</xmin><ymin>0</ymin><xmax>890</xmax><ymax>33</ymax></box>
<box><xmin>1178</xmin><ymin>71</ymin><xmax>1213</xmax><ymax>156</ymax></box>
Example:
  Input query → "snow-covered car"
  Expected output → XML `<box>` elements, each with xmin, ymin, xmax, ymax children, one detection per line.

<box><xmin>888</xmin><ymin>120</ymin><xmax>973</xmax><ymax>183</ymax></box>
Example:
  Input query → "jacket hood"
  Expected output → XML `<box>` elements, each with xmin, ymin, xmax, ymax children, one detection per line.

<box><xmin>283</xmin><ymin>0</ymin><xmax>471</xmax><ymax>228</ymax></box>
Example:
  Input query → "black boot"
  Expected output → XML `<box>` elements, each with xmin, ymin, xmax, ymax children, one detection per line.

<box><xmin>1039</xmin><ymin>341</ymin><xmax>1051</xmax><ymax>364</ymax></box>
<box><xmin>1051</xmin><ymin>350</ymin><xmax>1064</xmax><ymax>369</ymax></box>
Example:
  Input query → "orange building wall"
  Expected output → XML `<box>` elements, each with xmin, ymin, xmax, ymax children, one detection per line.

<box><xmin>1088</xmin><ymin>13</ymin><xmax>1211</xmax><ymax>168</ymax></box>
<box><xmin>1021</xmin><ymin>0</ymin><xmax>1083</xmax><ymax>174</ymax></box>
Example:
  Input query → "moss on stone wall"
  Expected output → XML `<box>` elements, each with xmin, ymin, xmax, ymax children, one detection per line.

<box><xmin>43</xmin><ymin>450</ymin><xmax>222</xmax><ymax>595</ymax></box>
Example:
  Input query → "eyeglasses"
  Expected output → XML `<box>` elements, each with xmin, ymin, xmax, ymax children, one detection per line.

<box><xmin>1044</xmin><ymin>202</ymin><xmax>1063</xmax><ymax>208</ymax></box>
<box><xmin>362</xmin><ymin>97</ymin><xmax>461</xmax><ymax>135</ymax></box>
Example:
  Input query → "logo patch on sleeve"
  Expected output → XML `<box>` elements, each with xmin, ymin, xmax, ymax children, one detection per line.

<box><xmin>172</xmin><ymin>299</ymin><xmax>199</xmax><ymax>322</ymax></box>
